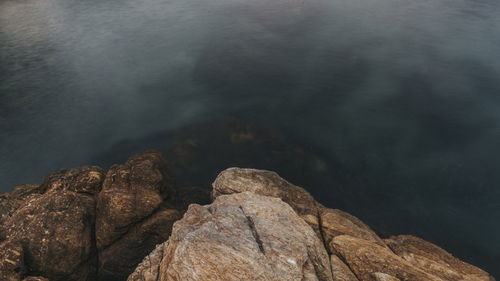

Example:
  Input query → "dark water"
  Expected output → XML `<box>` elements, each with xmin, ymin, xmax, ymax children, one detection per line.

<box><xmin>1</xmin><ymin>0</ymin><xmax>500</xmax><ymax>276</ymax></box>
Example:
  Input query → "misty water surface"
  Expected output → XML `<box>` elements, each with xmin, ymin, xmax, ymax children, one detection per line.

<box><xmin>1</xmin><ymin>0</ymin><xmax>500</xmax><ymax>276</ymax></box>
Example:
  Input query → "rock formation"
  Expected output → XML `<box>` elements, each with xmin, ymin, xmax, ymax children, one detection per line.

<box><xmin>131</xmin><ymin>167</ymin><xmax>495</xmax><ymax>281</ymax></box>
<box><xmin>0</xmin><ymin>152</ymin><xmax>495</xmax><ymax>281</ymax></box>
<box><xmin>130</xmin><ymin>192</ymin><xmax>332</xmax><ymax>281</ymax></box>
<box><xmin>0</xmin><ymin>151</ymin><xmax>209</xmax><ymax>281</ymax></box>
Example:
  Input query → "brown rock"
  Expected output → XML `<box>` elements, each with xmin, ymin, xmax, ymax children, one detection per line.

<box><xmin>330</xmin><ymin>255</ymin><xmax>359</xmax><ymax>281</ymax></box>
<box><xmin>98</xmin><ymin>207</ymin><xmax>182</xmax><ymax>281</ymax></box>
<box><xmin>371</xmin><ymin>273</ymin><xmax>401</xmax><ymax>281</ymax></box>
<box><xmin>0</xmin><ymin>240</ymin><xmax>25</xmax><ymax>281</ymax></box>
<box><xmin>1</xmin><ymin>184</ymin><xmax>43</xmax><ymax>233</ymax></box>
<box><xmin>129</xmin><ymin>192</ymin><xmax>333</xmax><ymax>281</ymax></box>
<box><xmin>39</xmin><ymin>166</ymin><xmax>105</xmax><ymax>194</ymax></box>
<box><xmin>95</xmin><ymin>151</ymin><xmax>182</xmax><ymax>281</ymax></box>
<box><xmin>385</xmin><ymin>235</ymin><xmax>494</xmax><ymax>281</ymax></box>
<box><xmin>127</xmin><ymin>242</ymin><xmax>168</xmax><ymax>281</ymax></box>
<box><xmin>320</xmin><ymin>208</ymin><xmax>386</xmax><ymax>253</ymax></box>
<box><xmin>212</xmin><ymin>167</ymin><xmax>322</xmax><ymax>236</ymax></box>
<box><xmin>4</xmin><ymin>190</ymin><xmax>97</xmax><ymax>281</ymax></box>
<box><xmin>330</xmin><ymin>235</ymin><xmax>442</xmax><ymax>281</ymax></box>
<box><xmin>22</xmin><ymin>277</ymin><xmax>50</xmax><ymax>281</ymax></box>
<box><xmin>96</xmin><ymin>151</ymin><xmax>174</xmax><ymax>250</ymax></box>
<box><xmin>0</xmin><ymin>166</ymin><xmax>105</xmax><ymax>281</ymax></box>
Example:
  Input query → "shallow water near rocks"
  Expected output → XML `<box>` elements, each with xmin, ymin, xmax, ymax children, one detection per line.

<box><xmin>1</xmin><ymin>0</ymin><xmax>500</xmax><ymax>277</ymax></box>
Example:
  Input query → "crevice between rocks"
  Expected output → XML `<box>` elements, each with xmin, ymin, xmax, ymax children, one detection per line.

<box><xmin>239</xmin><ymin>206</ymin><xmax>265</xmax><ymax>256</ymax></box>
<box><xmin>316</xmin><ymin>205</ymin><xmax>335</xmax><ymax>281</ymax></box>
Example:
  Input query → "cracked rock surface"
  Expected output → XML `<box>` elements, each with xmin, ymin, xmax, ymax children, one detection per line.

<box><xmin>1</xmin><ymin>155</ymin><xmax>496</xmax><ymax>281</ymax></box>
<box><xmin>0</xmin><ymin>151</ymin><xmax>208</xmax><ymax>281</ymax></box>
<box><xmin>131</xmin><ymin>167</ymin><xmax>496</xmax><ymax>281</ymax></box>
<box><xmin>129</xmin><ymin>191</ymin><xmax>333</xmax><ymax>281</ymax></box>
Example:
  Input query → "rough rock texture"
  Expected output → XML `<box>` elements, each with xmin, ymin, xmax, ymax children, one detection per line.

<box><xmin>22</xmin><ymin>277</ymin><xmax>49</xmax><ymax>281</ymax></box>
<box><xmin>96</xmin><ymin>151</ymin><xmax>174</xmax><ymax>249</ymax></box>
<box><xmin>331</xmin><ymin>235</ymin><xmax>494</xmax><ymax>281</ymax></box>
<box><xmin>129</xmin><ymin>192</ymin><xmax>333</xmax><ymax>281</ymax></box>
<box><xmin>1</xmin><ymin>155</ymin><xmax>496</xmax><ymax>281</ymax></box>
<box><xmin>371</xmin><ymin>273</ymin><xmax>401</xmax><ymax>281</ymax></box>
<box><xmin>331</xmin><ymin>235</ymin><xmax>441</xmax><ymax>281</ymax></box>
<box><xmin>97</xmin><ymin>207</ymin><xmax>182</xmax><ymax>281</ymax></box>
<box><xmin>319</xmin><ymin>208</ymin><xmax>386</xmax><ymax>253</ymax></box>
<box><xmin>0</xmin><ymin>240</ymin><xmax>25</xmax><ymax>281</ymax></box>
<box><xmin>95</xmin><ymin>151</ymin><xmax>180</xmax><ymax>281</ymax></box>
<box><xmin>0</xmin><ymin>151</ymin><xmax>207</xmax><ymax>281</ymax></box>
<box><xmin>38</xmin><ymin>166</ymin><xmax>105</xmax><ymax>194</ymax></box>
<box><xmin>385</xmin><ymin>235</ymin><xmax>493</xmax><ymax>281</ymax></box>
<box><xmin>209</xmin><ymin>167</ymin><xmax>495</xmax><ymax>281</ymax></box>
<box><xmin>330</xmin><ymin>255</ymin><xmax>359</xmax><ymax>281</ymax></box>
<box><xmin>212</xmin><ymin>168</ymin><xmax>322</xmax><ymax>236</ymax></box>
<box><xmin>1</xmin><ymin>166</ymin><xmax>104</xmax><ymax>281</ymax></box>
<box><xmin>127</xmin><ymin>242</ymin><xmax>169</xmax><ymax>281</ymax></box>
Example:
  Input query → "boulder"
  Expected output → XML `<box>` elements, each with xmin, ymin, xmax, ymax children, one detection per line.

<box><xmin>212</xmin><ymin>168</ymin><xmax>322</xmax><ymax>236</ymax></box>
<box><xmin>385</xmin><ymin>235</ymin><xmax>494</xmax><ymax>281</ymax></box>
<box><xmin>129</xmin><ymin>192</ymin><xmax>333</xmax><ymax>281</ymax></box>
<box><xmin>3</xmin><ymin>191</ymin><xmax>97</xmax><ymax>281</ymax></box>
<box><xmin>330</xmin><ymin>235</ymin><xmax>442</xmax><ymax>281</ymax></box>
<box><xmin>95</xmin><ymin>151</ymin><xmax>186</xmax><ymax>281</ymax></box>
<box><xmin>1</xmin><ymin>166</ymin><xmax>105</xmax><ymax>281</ymax></box>
<box><xmin>0</xmin><ymin>184</ymin><xmax>42</xmax><ymax>236</ymax></box>
<box><xmin>319</xmin><ymin>208</ymin><xmax>386</xmax><ymax>253</ymax></box>
<box><xmin>96</xmin><ymin>151</ymin><xmax>174</xmax><ymax>250</ymax></box>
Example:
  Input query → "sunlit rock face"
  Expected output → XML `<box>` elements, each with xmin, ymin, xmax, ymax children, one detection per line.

<box><xmin>128</xmin><ymin>191</ymin><xmax>333</xmax><ymax>281</ymax></box>
<box><xmin>130</xmin><ymin>167</ymin><xmax>495</xmax><ymax>281</ymax></box>
<box><xmin>0</xmin><ymin>154</ymin><xmax>496</xmax><ymax>281</ymax></box>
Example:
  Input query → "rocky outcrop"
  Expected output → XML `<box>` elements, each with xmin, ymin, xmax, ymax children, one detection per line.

<box><xmin>96</xmin><ymin>151</ymin><xmax>174</xmax><ymax>249</ymax></box>
<box><xmin>385</xmin><ymin>235</ymin><xmax>493</xmax><ymax>281</ymax></box>
<box><xmin>1</xmin><ymin>153</ymin><xmax>495</xmax><ymax>281</ymax></box>
<box><xmin>212</xmin><ymin>168</ymin><xmax>322</xmax><ymax>235</ymax></box>
<box><xmin>95</xmin><ymin>151</ymin><xmax>180</xmax><ymax>281</ymax></box>
<box><xmin>0</xmin><ymin>166</ymin><xmax>104</xmax><ymax>281</ymax></box>
<box><xmin>131</xmin><ymin>167</ymin><xmax>495</xmax><ymax>281</ymax></box>
<box><xmin>212</xmin><ymin>168</ymin><xmax>385</xmax><ymax>252</ymax></box>
<box><xmin>0</xmin><ymin>151</ymin><xmax>208</xmax><ymax>281</ymax></box>
<box><xmin>319</xmin><ymin>208</ymin><xmax>387</xmax><ymax>253</ymax></box>
<box><xmin>128</xmin><ymin>191</ymin><xmax>332</xmax><ymax>281</ymax></box>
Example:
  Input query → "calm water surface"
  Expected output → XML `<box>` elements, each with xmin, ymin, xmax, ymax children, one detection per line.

<box><xmin>1</xmin><ymin>0</ymin><xmax>500</xmax><ymax>276</ymax></box>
